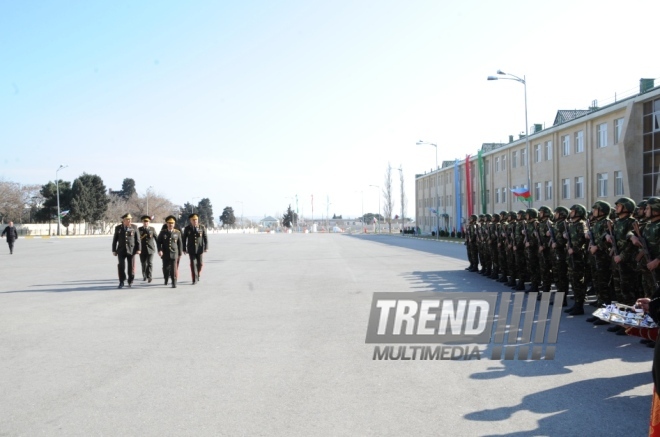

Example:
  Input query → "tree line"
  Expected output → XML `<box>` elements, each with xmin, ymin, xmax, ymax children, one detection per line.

<box><xmin>0</xmin><ymin>176</ymin><xmax>215</xmax><ymax>233</ymax></box>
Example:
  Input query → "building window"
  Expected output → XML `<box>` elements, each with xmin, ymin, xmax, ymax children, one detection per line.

<box><xmin>502</xmin><ymin>187</ymin><xmax>506</xmax><ymax>203</ymax></box>
<box><xmin>534</xmin><ymin>182</ymin><xmax>541</xmax><ymax>201</ymax></box>
<box><xmin>521</xmin><ymin>148</ymin><xmax>527</xmax><ymax>166</ymax></box>
<box><xmin>502</xmin><ymin>154</ymin><xmax>506</xmax><ymax>171</ymax></box>
<box><xmin>597</xmin><ymin>123</ymin><xmax>608</xmax><ymax>148</ymax></box>
<box><xmin>575</xmin><ymin>176</ymin><xmax>584</xmax><ymax>198</ymax></box>
<box><xmin>561</xmin><ymin>135</ymin><xmax>570</xmax><ymax>156</ymax></box>
<box><xmin>545</xmin><ymin>141</ymin><xmax>553</xmax><ymax>161</ymax></box>
<box><xmin>545</xmin><ymin>181</ymin><xmax>553</xmax><ymax>200</ymax></box>
<box><xmin>495</xmin><ymin>188</ymin><xmax>500</xmax><ymax>203</ymax></box>
<box><xmin>512</xmin><ymin>151</ymin><xmax>517</xmax><ymax>168</ymax></box>
<box><xmin>597</xmin><ymin>173</ymin><xmax>608</xmax><ymax>197</ymax></box>
<box><xmin>495</xmin><ymin>157</ymin><xmax>500</xmax><ymax>172</ymax></box>
<box><xmin>575</xmin><ymin>131</ymin><xmax>584</xmax><ymax>153</ymax></box>
<box><xmin>562</xmin><ymin>178</ymin><xmax>570</xmax><ymax>199</ymax></box>
<box><xmin>534</xmin><ymin>144</ymin><xmax>541</xmax><ymax>163</ymax></box>
<box><xmin>485</xmin><ymin>190</ymin><xmax>490</xmax><ymax>205</ymax></box>
<box><xmin>614</xmin><ymin>118</ymin><xmax>624</xmax><ymax>144</ymax></box>
<box><xmin>614</xmin><ymin>171</ymin><xmax>624</xmax><ymax>195</ymax></box>
<box><xmin>485</xmin><ymin>159</ymin><xmax>489</xmax><ymax>176</ymax></box>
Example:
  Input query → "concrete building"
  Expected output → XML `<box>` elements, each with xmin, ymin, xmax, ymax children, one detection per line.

<box><xmin>415</xmin><ymin>79</ymin><xmax>660</xmax><ymax>235</ymax></box>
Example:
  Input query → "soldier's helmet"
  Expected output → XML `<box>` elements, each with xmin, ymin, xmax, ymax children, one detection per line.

<box><xmin>614</xmin><ymin>197</ymin><xmax>636</xmax><ymax>213</ymax></box>
<box><xmin>570</xmin><ymin>204</ymin><xmax>587</xmax><ymax>219</ymax></box>
<box><xmin>517</xmin><ymin>209</ymin><xmax>526</xmax><ymax>216</ymax></box>
<box><xmin>492</xmin><ymin>213</ymin><xmax>501</xmax><ymax>222</ymax></box>
<box><xmin>647</xmin><ymin>197</ymin><xmax>660</xmax><ymax>213</ymax></box>
<box><xmin>485</xmin><ymin>214</ymin><xmax>492</xmax><ymax>221</ymax></box>
<box><xmin>499</xmin><ymin>210</ymin><xmax>508</xmax><ymax>217</ymax></box>
<box><xmin>554</xmin><ymin>206</ymin><xmax>569</xmax><ymax>218</ymax></box>
<box><xmin>470</xmin><ymin>214</ymin><xmax>478</xmax><ymax>221</ymax></box>
<box><xmin>478</xmin><ymin>214</ymin><xmax>485</xmax><ymax>220</ymax></box>
<box><xmin>638</xmin><ymin>200</ymin><xmax>648</xmax><ymax>210</ymax></box>
<box><xmin>591</xmin><ymin>200</ymin><xmax>612</xmax><ymax>216</ymax></box>
<box><xmin>526</xmin><ymin>208</ymin><xmax>539</xmax><ymax>219</ymax></box>
<box><xmin>509</xmin><ymin>211</ymin><xmax>517</xmax><ymax>220</ymax></box>
<box><xmin>539</xmin><ymin>205</ymin><xmax>552</xmax><ymax>216</ymax></box>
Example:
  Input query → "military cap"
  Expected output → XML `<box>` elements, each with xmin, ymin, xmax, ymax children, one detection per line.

<box><xmin>121</xmin><ymin>213</ymin><xmax>132</xmax><ymax>220</ymax></box>
<box><xmin>140</xmin><ymin>215</ymin><xmax>151</xmax><ymax>222</ymax></box>
<box><xmin>189</xmin><ymin>213</ymin><xmax>199</xmax><ymax>220</ymax></box>
<box><xmin>165</xmin><ymin>215</ymin><xmax>177</xmax><ymax>224</ymax></box>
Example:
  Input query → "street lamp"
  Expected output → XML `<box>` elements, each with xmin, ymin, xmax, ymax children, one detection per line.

<box><xmin>416</xmin><ymin>140</ymin><xmax>440</xmax><ymax>239</ymax></box>
<box><xmin>190</xmin><ymin>197</ymin><xmax>200</xmax><ymax>214</ymax></box>
<box><xmin>369</xmin><ymin>184</ymin><xmax>380</xmax><ymax>233</ymax></box>
<box><xmin>487</xmin><ymin>70</ymin><xmax>532</xmax><ymax>205</ymax></box>
<box><xmin>55</xmin><ymin>164</ymin><xmax>68</xmax><ymax>236</ymax></box>
<box><xmin>396</xmin><ymin>167</ymin><xmax>405</xmax><ymax>235</ymax></box>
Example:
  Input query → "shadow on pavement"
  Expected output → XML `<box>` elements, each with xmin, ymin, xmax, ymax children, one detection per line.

<box><xmin>344</xmin><ymin>234</ymin><xmax>467</xmax><ymax>260</ymax></box>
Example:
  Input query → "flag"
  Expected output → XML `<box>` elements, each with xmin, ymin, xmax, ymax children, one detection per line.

<box><xmin>428</xmin><ymin>207</ymin><xmax>438</xmax><ymax>215</ymax></box>
<box><xmin>60</xmin><ymin>210</ymin><xmax>69</xmax><ymax>218</ymax></box>
<box><xmin>510</xmin><ymin>187</ymin><xmax>531</xmax><ymax>199</ymax></box>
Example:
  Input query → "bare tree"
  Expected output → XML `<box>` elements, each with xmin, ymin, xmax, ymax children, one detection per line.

<box><xmin>399</xmin><ymin>165</ymin><xmax>407</xmax><ymax>233</ymax></box>
<box><xmin>0</xmin><ymin>180</ymin><xmax>41</xmax><ymax>223</ymax></box>
<box><xmin>383</xmin><ymin>163</ymin><xmax>394</xmax><ymax>233</ymax></box>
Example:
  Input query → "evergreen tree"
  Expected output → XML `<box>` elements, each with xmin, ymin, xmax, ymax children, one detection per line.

<box><xmin>282</xmin><ymin>205</ymin><xmax>298</xmax><ymax>228</ymax></box>
<box><xmin>121</xmin><ymin>178</ymin><xmax>136</xmax><ymax>199</ymax></box>
<box><xmin>197</xmin><ymin>198</ymin><xmax>214</xmax><ymax>228</ymax></box>
<box><xmin>220</xmin><ymin>206</ymin><xmax>236</xmax><ymax>228</ymax></box>
<box><xmin>71</xmin><ymin>173</ymin><xmax>109</xmax><ymax>227</ymax></box>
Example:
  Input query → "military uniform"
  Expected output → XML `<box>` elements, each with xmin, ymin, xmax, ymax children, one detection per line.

<box><xmin>524</xmin><ymin>208</ymin><xmax>541</xmax><ymax>293</ymax></box>
<box><xmin>496</xmin><ymin>211</ymin><xmax>509</xmax><ymax>282</ymax></box>
<box><xmin>1</xmin><ymin>222</ymin><xmax>18</xmax><ymax>254</ymax></box>
<box><xmin>513</xmin><ymin>210</ymin><xmax>528</xmax><ymax>291</ymax></box>
<box><xmin>564</xmin><ymin>204</ymin><xmax>588</xmax><ymax>315</ymax></box>
<box><xmin>112</xmin><ymin>213</ymin><xmax>141</xmax><ymax>288</ymax></box>
<box><xmin>505</xmin><ymin>212</ymin><xmax>518</xmax><ymax>287</ymax></box>
<box><xmin>138</xmin><ymin>215</ymin><xmax>159</xmax><ymax>283</ymax></box>
<box><xmin>182</xmin><ymin>213</ymin><xmax>209</xmax><ymax>284</ymax></box>
<box><xmin>537</xmin><ymin>206</ymin><xmax>554</xmax><ymax>293</ymax></box>
<box><xmin>466</xmin><ymin>215</ymin><xmax>479</xmax><ymax>272</ymax></box>
<box><xmin>158</xmin><ymin>215</ymin><xmax>183</xmax><ymax>288</ymax></box>
<box><xmin>488</xmin><ymin>214</ymin><xmax>500</xmax><ymax>279</ymax></box>
<box><xmin>608</xmin><ymin>198</ymin><xmax>639</xmax><ymax>306</ymax></box>
<box><xmin>551</xmin><ymin>207</ymin><xmax>570</xmax><ymax>303</ymax></box>
<box><xmin>589</xmin><ymin>202</ymin><xmax>614</xmax><ymax>306</ymax></box>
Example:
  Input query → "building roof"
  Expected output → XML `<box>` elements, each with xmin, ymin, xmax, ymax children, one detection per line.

<box><xmin>260</xmin><ymin>216</ymin><xmax>279</xmax><ymax>223</ymax></box>
<box><xmin>553</xmin><ymin>109</ymin><xmax>591</xmax><ymax>126</ymax></box>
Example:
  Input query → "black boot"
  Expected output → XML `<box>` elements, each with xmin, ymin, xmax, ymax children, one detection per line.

<box><xmin>506</xmin><ymin>278</ymin><xmax>516</xmax><ymax>287</ymax></box>
<box><xmin>526</xmin><ymin>284</ymin><xmax>540</xmax><ymax>294</ymax></box>
<box><xmin>489</xmin><ymin>268</ymin><xmax>499</xmax><ymax>280</ymax></box>
<box><xmin>568</xmin><ymin>303</ymin><xmax>584</xmax><ymax>316</ymax></box>
<box><xmin>515</xmin><ymin>280</ymin><xmax>526</xmax><ymax>291</ymax></box>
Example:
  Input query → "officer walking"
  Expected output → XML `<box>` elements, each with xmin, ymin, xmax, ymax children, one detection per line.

<box><xmin>138</xmin><ymin>215</ymin><xmax>159</xmax><ymax>283</ymax></box>
<box><xmin>1</xmin><ymin>221</ymin><xmax>18</xmax><ymax>254</ymax></box>
<box><xmin>112</xmin><ymin>213</ymin><xmax>141</xmax><ymax>289</ymax></box>
<box><xmin>182</xmin><ymin>213</ymin><xmax>209</xmax><ymax>285</ymax></box>
<box><xmin>158</xmin><ymin>215</ymin><xmax>183</xmax><ymax>288</ymax></box>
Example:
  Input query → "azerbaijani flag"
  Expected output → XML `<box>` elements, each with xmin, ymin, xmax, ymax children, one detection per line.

<box><xmin>428</xmin><ymin>207</ymin><xmax>438</xmax><ymax>215</ymax></box>
<box><xmin>510</xmin><ymin>188</ymin><xmax>532</xmax><ymax>201</ymax></box>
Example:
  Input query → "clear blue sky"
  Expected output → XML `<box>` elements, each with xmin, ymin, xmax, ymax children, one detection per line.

<box><xmin>2</xmin><ymin>1</ymin><xmax>658</xmax><ymax>220</ymax></box>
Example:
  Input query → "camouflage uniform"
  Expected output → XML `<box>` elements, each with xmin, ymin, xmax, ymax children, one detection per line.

<box><xmin>564</xmin><ymin>204</ymin><xmax>589</xmax><ymax>315</ymax></box>
<box><xmin>525</xmin><ymin>208</ymin><xmax>541</xmax><ymax>293</ymax></box>
<box><xmin>496</xmin><ymin>211</ymin><xmax>509</xmax><ymax>282</ymax></box>
<box><xmin>608</xmin><ymin>198</ymin><xmax>639</xmax><ymax>305</ymax></box>
<box><xmin>505</xmin><ymin>212</ymin><xmax>518</xmax><ymax>287</ymax></box>
<box><xmin>488</xmin><ymin>214</ymin><xmax>500</xmax><ymax>279</ymax></box>
<box><xmin>551</xmin><ymin>207</ymin><xmax>570</xmax><ymax>298</ymax></box>
<box><xmin>477</xmin><ymin>215</ymin><xmax>489</xmax><ymax>275</ymax></box>
<box><xmin>537</xmin><ymin>206</ymin><xmax>554</xmax><ymax>293</ymax></box>
<box><xmin>589</xmin><ymin>201</ymin><xmax>614</xmax><ymax>306</ymax></box>
<box><xmin>634</xmin><ymin>199</ymin><xmax>660</xmax><ymax>298</ymax></box>
<box><xmin>513</xmin><ymin>210</ymin><xmax>528</xmax><ymax>291</ymax></box>
<box><xmin>466</xmin><ymin>215</ymin><xmax>479</xmax><ymax>272</ymax></box>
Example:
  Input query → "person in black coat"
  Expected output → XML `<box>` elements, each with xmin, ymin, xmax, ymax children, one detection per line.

<box><xmin>1</xmin><ymin>221</ymin><xmax>18</xmax><ymax>254</ymax></box>
<box><xmin>111</xmin><ymin>213</ymin><xmax>141</xmax><ymax>288</ymax></box>
<box><xmin>158</xmin><ymin>215</ymin><xmax>183</xmax><ymax>288</ymax></box>
<box><xmin>182</xmin><ymin>213</ymin><xmax>208</xmax><ymax>285</ymax></box>
<box><xmin>138</xmin><ymin>215</ymin><xmax>159</xmax><ymax>283</ymax></box>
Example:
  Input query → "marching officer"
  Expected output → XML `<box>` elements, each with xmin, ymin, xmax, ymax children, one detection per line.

<box><xmin>182</xmin><ymin>213</ymin><xmax>209</xmax><ymax>285</ymax></box>
<box><xmin>158</xmin><ymin>215</ymin><xmax>183</xmax><ymax>288</ymax></box>
<box><xmin>112</xmin><ymin>213</ymin><xmax>141</xmax><ymax>289</ymax></box>
<box><xmin>138</xmin><ymin>215</ymin><xmax>159</xmax><ymax>283</ymax></box>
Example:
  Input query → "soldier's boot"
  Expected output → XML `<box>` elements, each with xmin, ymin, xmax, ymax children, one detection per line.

<box><xmin>515</xmin><ymin>280</ymin><xmax>526</xmax><ymax>291</ymax></box>
<box><xmin>489</xmin><ymin>267</ymin><xmax>499</xmax><ymax>280</ymax></box>
<box><xmin>525</xmin><ymin>283</ymin><xmax>540</xmax><ymax>294</ymax></box>
<box><xmin>568</xmin><ymin>302</ymin><xmax>585</xmax><ymax>316</ymax></box>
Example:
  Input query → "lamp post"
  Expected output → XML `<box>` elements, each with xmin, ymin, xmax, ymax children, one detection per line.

<box><xmin>190</xmin><ymin>197</ymin><xmax>200</xmax><ymax>214</ymax></box>
<box><xmin>55</xmin><ymin>164</ymin><xmax>67</xmax><ymax>236</ymax></box>
<box><xmin>369</xmin><ymin>184</ymin><xmax>380</xmax><ymax>233</ymax></box>
<box><xmin>487</xmin><ymin>70</ymin><xmax>532</xmax><ymax>206</ymax></box>
<box><xmin>416</xmin><ymin>141</ymin><xmax>440</xmax><ymax>239</ymax></box>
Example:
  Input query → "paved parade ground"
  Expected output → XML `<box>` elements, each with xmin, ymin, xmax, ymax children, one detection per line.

<box><xmin>0</xmin><ymin>233</ymin><xmax>654</xmax><ymax>436</ymax></box>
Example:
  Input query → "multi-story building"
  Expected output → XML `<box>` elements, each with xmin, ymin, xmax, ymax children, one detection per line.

<box><xmin>415</xmin><ymin>79</ymin><xmax>660</xmax><ymax>234</ymax></box>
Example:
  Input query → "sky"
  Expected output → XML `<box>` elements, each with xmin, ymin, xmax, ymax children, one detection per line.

<box><xmin>2</xmin><ymin>1</ymin><xmax>659</xmax><ymax>221</ymax></box>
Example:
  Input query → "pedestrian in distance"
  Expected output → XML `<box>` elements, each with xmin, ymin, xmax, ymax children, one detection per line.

<box><xmin>1</xmin><ymin>221</ymin><xmax>18</xmax><ymax>254</ymax></box>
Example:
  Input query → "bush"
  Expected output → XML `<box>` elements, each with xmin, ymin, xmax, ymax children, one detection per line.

<box><xmin>431</xmin><ymin>231</ymin><xmax>436</xmax><ymax>237</ymax></box>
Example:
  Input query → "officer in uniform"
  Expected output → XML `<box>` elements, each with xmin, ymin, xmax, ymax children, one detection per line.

<box><xmin>565</xmin><ymin>204</ymin><xmax>589</xmax><ymax>315</ymax></box>
<box><xmin>138</xmin><ymin>215</ymin><xmax>159</xmax><ymax>283</ymax></box>
<box><xmin>497</xmin><ymin>211</ymin><xmax>509</xmax><ymax>282</ymax></box>
<box><xmin>524</xmin><ymin>208</ymin><xmax>541</xmax><ymax>293</ymax></box>
<box><xmin>158</xmin><ymin>215</ymin><xmax>183</xmax><ymax>288</ymax></box>
<box><xmin>551</xmin><ymin>206</ymin><xmax>570</xmax><ymax>306</ymax></box>
<box><xmin>182</xmin><ymin>213</ymin><xmax>209</xmax><ymax>285</ymax></box>
<box><xmin>112</xmin><ymin>213</ymin><xmax>141</xmax><ymax>289</ymax></box>
<box><xmin>607</xmin><ymin>198</ymin><xmax>639</xmax><ymax>306</ymax></box>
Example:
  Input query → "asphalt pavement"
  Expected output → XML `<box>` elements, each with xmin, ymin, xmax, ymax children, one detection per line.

<box><xmin>0</xmin><ymin>233</ymin><xmax>653</xmax><ymax>436</ymax></box>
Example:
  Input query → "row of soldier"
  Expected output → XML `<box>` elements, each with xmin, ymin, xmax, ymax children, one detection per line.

<box><xmin>111</xmin><ymin>213</ymin><xmax>209</xmax><ymax>289</ymax></box>
<box><xmin>464</xmin><ymin>197</ymin><xmax>660</xmax><ymax>337</ymax></box>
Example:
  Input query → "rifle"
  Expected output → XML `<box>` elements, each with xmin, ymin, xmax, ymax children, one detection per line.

<box><xmin>586</xmin><ymin>218</ymin><xmax>600</xmax><ymax>270</ymax></box>
<box><xmin>564</xmin><ymin>220</ymin><xmax>575</xmax><ymax>269</ymax></box>
<box><xmin>633</xmin><ymin>221</ymin><xmax>660</xmax><ymax>291</ymax></box>
<box><xmin>533</xmin><ymin>221</ymin><xmax>546</xmax><ymax>264</ymax></box>
<box><xmin>606</xmin><ymin>220</ymin><xmax>624</xmax><ymax>283</ymax></box>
